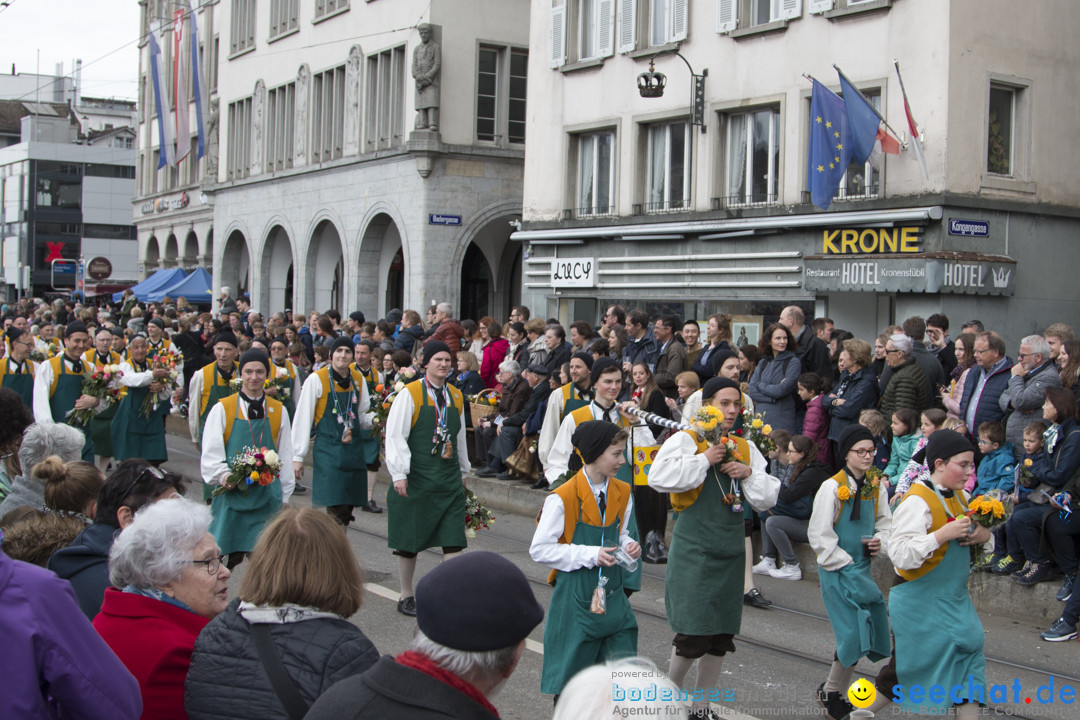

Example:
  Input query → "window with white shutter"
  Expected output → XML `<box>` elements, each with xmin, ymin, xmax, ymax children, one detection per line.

<box><xmin>617</xmin><ymin>0</ymin><xmax>636</xmax><ymax>53</ymax></box>
<box><xmin>808</xmin><ymin>0</ymin><xmax>833</xmax><ymax>13</ymax></box>
<box><xmin>716</xmin><ymin>0</ymin><xmax>737</xmax><ymax>34</ymax></box>
<box><xmin>598</xmin><ymin>0</ymin><xmax>615</xmax><ymax>58</ymax></box>
<box><xmin>651</xmin><ymin>0</ymin><xmax>689</xmax><ymax>45</ymax></box>
<box><xmin>781</xmin><ymin>0</ymin><xmax>802</xmax><ymax>20</ymax></box>
<box><xmin>671</xmin><ymin>0</ymin><xmax>688</xmax><ymax>41</ymax></box>
<box><xmin>550</xmin><ymin>1</ymin><xmax>567</xmax><ymax>68</ymax></box>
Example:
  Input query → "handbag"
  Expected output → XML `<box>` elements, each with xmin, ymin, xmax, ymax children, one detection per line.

<box><xmin>249</xmin><ymin>623</ymin><xmax>308</xmax><ymax>720</ymax></box>
<box><xmin>505</xmin><ymin>434</ymin><xmax>539</xmax><ymax>481</ymax></box>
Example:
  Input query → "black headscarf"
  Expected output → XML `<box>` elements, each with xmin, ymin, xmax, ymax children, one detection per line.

<box><xmin>701</xmin><ymin>376</ymin><xmax>739</xmax><ymax>402</ymax></box>
<box><xmin>572</xmin><ymin>420</ymin><xmax>622</xmax><ymax>465</ymax></box>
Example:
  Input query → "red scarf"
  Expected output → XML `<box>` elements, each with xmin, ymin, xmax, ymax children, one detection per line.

<box><xmin>395</xmin><ymin>651</ymin><xmax>500</xmax><ymax>717</ymax></box>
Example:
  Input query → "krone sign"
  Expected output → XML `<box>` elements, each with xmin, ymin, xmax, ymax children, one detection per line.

<box><xmin>822</xmin><ymin>227</ymin><xmax>922</xmax><ymax>255</ymax></box>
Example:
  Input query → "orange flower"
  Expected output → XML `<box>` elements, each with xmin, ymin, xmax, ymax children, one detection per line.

<box><xmin>259</xmin><ymin>472</ymin><xmax>273</xmax><ymax>486</ymax></box>
<box><xmin>837</xmin><ymin>485</ymin><xmax>851</xmax><ymax>501</ymax></box>
<box><xmin>375</xmin><ymin>384</ymin><xmax>385</xmax><ymax>393</ymax></box>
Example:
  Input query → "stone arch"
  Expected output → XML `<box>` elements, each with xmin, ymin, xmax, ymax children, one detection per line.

<box><xmin>451</xmin><ymin>200</ymin><xmax>522</xmax><ymax>322</ymax></box>
<box><xmin>357</xmin><ymin>212</ymin><xmax>406</xmax><ymax>318</ymax></box>
<box><xmin>164</xmin><ymin>233</ymin><xmax>179</xmax><ymax>266</ymax></box>
<box><xmin>221</xmin><ymin>228</ymin><xmax>252</xmax><ymax>300</ymax></box>
<box><xmin>260</xmin><ymin>224</ymin><xmax>295</xmax><ymax>315</ymax></box>
<box><xmin>204</xmin><ymin>227</ymin><xmax>214</xmax><ymax>262</ymax></box>
<box><xmin>305</xmin><ymin>219</ymin><xmax>344</xmax><ymax>312</ymax></box>
<box><xmin>145</xmin><ymin>235</ymin><xmax>161</xmax><ymax>276</ymax></box>
<box><xmin>183</xmin><ymin>230</ymin><xmax>199</xmax><ymax>266</ymax></box>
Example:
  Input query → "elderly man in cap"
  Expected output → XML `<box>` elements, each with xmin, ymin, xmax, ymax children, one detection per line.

<box><xmin>292</xmin><ymin>335</ymin><xmax>374</xmax><ymax>527</ymax></box>
<box><xmin>200</xmin><ymin>348</ymin><xmax>294</xmax><ymax>568</ymax></box>
<box><xmin>32</xmin><ymin>321</ymin><xmax>102</xmax><ymax>462</ymax></box>
<box><xmin>531</xmin><ymin>419</ymin><xmax>641</xmax><ymax>699</ymax></box>
<box><xmin>0</xmin><ymin>327</ymin><xmax>36</xmax><ymax>407</ymax></box>
<box><xmin>477</xmin><ymin>362</ymin><xmax>552</xmax><ymax>480</ymax></box>
<box><xmin>384</xmin><ymin>340</ymin><xmax>470</xmax><ymax>616</ymax></box>
<box><xmin>306</xmin><ymin>551</ymin><xmax>543</xmax><ymax>720</ymax></box>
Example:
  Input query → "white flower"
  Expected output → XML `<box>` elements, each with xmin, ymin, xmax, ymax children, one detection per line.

<box><xmin>277</xmin><ymin>367</ymin><xmax>289</xmax><ymax>378</ymax></box>
<box><xmin>394</xmin><ymin>381</ymin><xmax>405</xmax><ymax>392</ymax></box>
<box><xmin>264</xmin><ymin>450</ymin><xmax>280</xmax><ymax>466</ymax></box>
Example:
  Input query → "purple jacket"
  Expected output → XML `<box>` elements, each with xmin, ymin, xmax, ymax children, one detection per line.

<box><xmin>0</xmin><ymin>533</ymin><xmax>142</xmax><ymax>720</ymax></box>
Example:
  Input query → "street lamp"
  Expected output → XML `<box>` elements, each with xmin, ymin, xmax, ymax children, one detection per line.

<box><xmin>637</xmin><ymin>52</ymin><xmax>708</xmax><ymax>134</ymax></box>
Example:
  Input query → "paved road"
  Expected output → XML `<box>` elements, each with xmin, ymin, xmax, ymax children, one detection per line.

<box><xmin>162</xmin><ymin>431</ymin><xmax>1079</xmax><ymax>719</ymax></box>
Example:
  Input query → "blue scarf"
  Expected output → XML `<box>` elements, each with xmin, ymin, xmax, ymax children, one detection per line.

<box><xmin>123</xmin><ymin>584</ymin><xmax>197</xmax><ymax>614</ymax></box>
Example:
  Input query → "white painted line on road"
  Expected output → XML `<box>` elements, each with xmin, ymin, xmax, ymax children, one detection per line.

<box><xmin>367</xmin><ymin>582</ymin><xmax>544</xmax><ymax>656</ymax></box>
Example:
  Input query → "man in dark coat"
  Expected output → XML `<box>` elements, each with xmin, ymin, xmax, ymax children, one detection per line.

<box><xmin>879</xmin><ymin>334</ymin><xmax>929</xmax><ymax>420</ymax></box>
<box><xmin>780</xmin><ymin>306</ymin><xmax>831</xmax><ymax>378</ymax></box>
<box><xmin>305</xmin><ymin>552</ymin><xmax>543</xmax><ymax>720</ymax></box>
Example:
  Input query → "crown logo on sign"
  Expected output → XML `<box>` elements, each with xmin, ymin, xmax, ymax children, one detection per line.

<box><xmin>992</xmin><ymin>268</ymin><xmax>1012</xmax><ymax>288</ymax></box>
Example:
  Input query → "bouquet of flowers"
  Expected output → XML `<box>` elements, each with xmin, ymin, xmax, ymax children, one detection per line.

<box><xmin>464</xmin><ymin>487</ymin><xmax>495</xmax><ymax>538</ymax></box>
<box><xmin>370</xmin><ymin>382</ymin><xmax>401</xmax><ymax>434</ymax></box>
<box><xmin>229</xmin><ymin>376</ymin><xmax>244</xmax><ymax>392</ymax></box>
<box><xmin>691</xmin><ymin>406</ymin><xmax>725</xmax><ymax>445</ymax></box>
<box><xmin>210</xmin><ymin>445</ymin><xmax>282</xmax><ymax>499</ymax></box>
<box><xmin>264</xmin><ymin>365</ymin><xmax>293</xmax><ymax>400</ymax></box>
<box><xmin>964</xmin><ymin>489</ymin><xmax>1013</xmax><ymax>530</ymax></box>
<box><xmin>393</xmin><ymin>366</ymin><xmax>418</xmax><ymax>392</ymax></box>
<box><xmin>140</xmin><ymin>352</ymin><xmax>180</xmax><ymax>418</ymax></box>
<box><xmin>66</xmin><ymin>365</ymin><xmax>124</xmax><ymax>427</ymax></box>
<box><xmin>740</xmin><ymin>411</ymin><xmax>776</xmax><ymax>456</ymax></box>
<box><xmin>860</xmin><ymin>467</ymin><xmax>885</xmax><ymax>500</ymax></box>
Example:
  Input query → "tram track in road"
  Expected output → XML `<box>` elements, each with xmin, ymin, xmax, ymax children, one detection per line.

<box><xmin>348</xmin><ymin>524</ymin><xmax>1080</xmax><ymax>692</ymax></box>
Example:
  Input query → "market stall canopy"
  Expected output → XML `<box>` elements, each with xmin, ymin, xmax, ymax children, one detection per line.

<box><xmin>112</xmin><ymin>267</ymin><xmax>187</xmax><ymax>303</ymax></box>
<box><xmin>147</xmin><ymin>266</ymin><xmax>213</xmax><ymax>304</ymax></box>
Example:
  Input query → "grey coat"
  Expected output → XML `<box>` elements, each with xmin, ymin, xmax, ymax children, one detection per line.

<box><xmin>0</xmin><ymin>475</ymin><xmax>44</xmax><ymax>518</ymax></box>
<box><xmin>999</xmin><ymin>361</ymin><xmax>1061</xmax><ymax>457</ymax></box>
<box><xmin>747</xmin><ymin>350</ymin><xmax>801</xmax><ymax>432</ymax></box>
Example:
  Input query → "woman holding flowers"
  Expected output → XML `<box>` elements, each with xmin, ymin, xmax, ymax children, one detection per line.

<box><xmin>869</xmin><ymin>430</ymin><xmax>992</xmax><ymax>718</ymax></box>
<box><xmin>291</xmin><ymin>336</ymin><xmax>375</xmax><ymax>526</ymax></box>
<box><xmin>112</xmin><ymin>334</ymin><xmax>173</xmax><ymax>464</ymax></box>
<box><xmin>807</xmin><ymin>425</ymin><xmax>892</xmax><ymax>720</ymax></box>
<box><xmin>200</xmin><ymin>349</ymin><xmax>294</xmax><ymax>569</ymax></box>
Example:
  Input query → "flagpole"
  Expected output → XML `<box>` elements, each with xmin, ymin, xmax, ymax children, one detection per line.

<box><xmin>832</xmin><ymin>64</ymin><xmax>901</xmax><ymax>138</ymax></box>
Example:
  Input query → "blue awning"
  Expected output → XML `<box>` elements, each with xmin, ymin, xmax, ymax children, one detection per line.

<box><xmin>147</xmin><ymin>266</ymin><xmax>213</xmax><ymax>304</ymax></box>
<box><xmin>112</xmin><ymin>267</ymin><xmax>188</xmax><ymax>303</ymax></box>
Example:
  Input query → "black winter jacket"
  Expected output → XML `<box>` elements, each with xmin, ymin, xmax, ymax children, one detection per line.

<box><xmin>185</xmin><ymin>599</ymin><xmax>379</xmax><ymax>720</ymax></box>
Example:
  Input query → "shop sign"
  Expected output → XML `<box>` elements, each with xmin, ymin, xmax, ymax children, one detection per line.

<box><xmin>948</xmin><ymin>219</ymin><xmax>989</xmax><ymax>237</ymax></box>
<box><xmin>803</xmin><ymin>257</ymin><xmax>1014</xmax><ymax>296</ymax></box>
<box><xmin>87</xmin><ymin>257</ymin><xmax>113</xmax><ymax>281</ymax></box>
<box><xmin>821</xmin><ymin>227</ymin><xmax>922</xmax><ymax>255</ymax></box>
<box><xmin>141</xmin><ymin>192</ymin><xmax>190</xmax><ymax>215</ymax></box>
<box><xmin>550</xmin><ymin>258</ymin><xmax>596</xmax><ymax>288</ymax></box>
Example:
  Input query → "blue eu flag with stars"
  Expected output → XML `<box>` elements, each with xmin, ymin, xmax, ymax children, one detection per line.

<box><xmin>808</xmin><ymin>80</ymin><xmax>853</xmax><ymax>210</ymax></box>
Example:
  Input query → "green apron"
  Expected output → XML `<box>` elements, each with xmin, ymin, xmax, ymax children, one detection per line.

<box><xmin>386</xmin><ymin>383</ymin><xmax>467</xmax><ymax>553</ymax></box>
<box><xmin>889</xmin><ymin>516</ymin><xmax>986</xmax><ymax>712</ymax></box>
<box><xmin>208</xmin><ymin>405</ymin><xmax>283</xmax><ymax>555</ymax></box>
<box><xmin>111</xmin><ymin>382</ymin><xmax>170</xmax><ymax>463</ymax></box>
<box><xmin>1</xmin><ymin>364</ymin><xmax>33</xmax><ymax>408</ymax></box>
<box><xmin>50</xmin><ymin>360</ymin><xmax>94</xmax><ymax>463</ymax></box>
<box><xmin>89</xmin><ymin>401</ymin><xmax>119</xmax><ymax>459</ymax></box>
<box><xmin>818</xmin><ymin>477</ymin><xmax>890</xmax><ymax>668</ymax></box>
<box><xmin>356</xmin><ymin>372</ymin><xmax>380</xmax><ymax>465</ymax></box>
<box><xmin>665</xmin><ymin>463</ymin><xmax>744</xmax><ymax>636</ymax></box>
<box><xmin>312</xmin><ymin>378</ymin><xmax>368</xmax><ymax>507</ymax></box>
<box><xmin>199</xmin><ymin>366</ymin><xmax>236</xmax><ymax>501</ymax></box>
<box><xmin>563</xmin><ymin>385</ymin><xmax>590</xmax><ymax>418</ymax></box>
<box><xmin>613</xmin><ymin>453</ymin><xmax>642</xmax><ymax>592</ymax></box>
<box><xmin>271</xmin><ymin>361</ymin><xmax>296</xmax><ymax>419</ymax></box>
<box><xmin>540</xmin><ymin>493</ymin><xmax>638</xmax><ymax>695</ymax></box>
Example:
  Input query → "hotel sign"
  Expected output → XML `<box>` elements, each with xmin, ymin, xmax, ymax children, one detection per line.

<box><xmin>822</xmin><ymin>227</ymin><xmax>922</xmax><ymax>255</ymax></box>
<box><xmin>804</xmin><ymin>257</ymin><xmax>1015</xmax><ymax>296</ymax></box>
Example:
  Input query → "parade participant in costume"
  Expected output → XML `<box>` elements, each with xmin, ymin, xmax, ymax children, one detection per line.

<box><xmin>87</xmin><ymin>328</ymin><xmax>128</xmax><ymax>470</ymax></box>
<box><xmin>292</xmin><ymin>335</ymin><xmax>375</xmax><ymax>527</ymax></box>
<box><xmin>869</xmin><ymin>430</ymin><xmax>991</xmax><ymax>718</ymax></box>
<box><xmin>267</xmin><ymin>336</ymin><xmax>299</xmax><ymax>419</ymax></box>
<box><xmin>110</xmin><ymin>326</ymin><xmax>128</xmax><ymax>358</ymax></box>
<box><xmin>146</xmin><ymin>317</ymin><xmax>181</xmax><ymax>367</ymax></box>
<box><xmin>111</xmin><ymin>335</ymin><xmax>172</xmax><ymax>464</ymax></box>
<box><xmin>200</xmin><ymin>349</ymin><xmax>294</xmax><ymax>569</ymax></box>
<box><xmin>0</xmin><ymin>327</ymin><xmax>36</xmax><ymax>408</ymax></box>
<box><xmin>384</xmin><ymin>341</ymin><xmax>470</xmax><ymax>617</ymax></box>
<box><xmin>649</xmin><ymin>377</ymin><xmax>778</xmax><ymax>720</ymax></box>
<box><xmin>32</xmin><ymin>321</ymin><xmax>100</xmax><ymax>462</ymax></box>
<box><xmin>537</xmin><ymin>352</ymin><xmax>594</xmax><ymax>488</ymax></box>
<box><xmin>350</xmin><ymin>340</ymin><xmax>385</xmax><ymax>507</ymax></box>
<box><xmin>807</xmin><ymin>425</ymin><xmax>892</xmax><ymax>720</ymax></box>
<box><xmin>188</xmin><ymin>331</ymin><xmax>240</xmax><ymax>445</ymax></box>
<box><xmin>530</xmin><ymin>420</ymin><xmax>641</xmax><ymax>698</ymax></box>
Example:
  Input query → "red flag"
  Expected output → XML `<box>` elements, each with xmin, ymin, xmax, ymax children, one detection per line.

<box><xmin>895</xmin><ymin>61</ymin><xmax>928</xmax><ymax>179</ymax></box>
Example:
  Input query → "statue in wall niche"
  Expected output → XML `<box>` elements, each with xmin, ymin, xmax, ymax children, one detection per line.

<box><xmin>344</xmin><ymin>46</ymin><xmax>361</xmax><ymax>154</ymax></box>
<box><xmin>205</xmin><ymin>97</ymin><xmax>220</xmax><ymax>176</ymax></box>
<box><xmin>295</xmin><ymin>64</ymin><xmax>309</xmax><ymax>163</ymax></box>
<box><xmin>412</xmin><ymin>23</ymin><xmax>441</xmax><ymax>132</ymax></box>
<box><xmin>251</xmin><ymin>80</ymin><xmax>266</xmax><ymax>174</ymax></box>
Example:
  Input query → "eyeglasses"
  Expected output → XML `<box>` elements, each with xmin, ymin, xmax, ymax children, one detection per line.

<box><xmin>972</xmin><ymin>348</ymin><xmax>990</xmax><ymax>355</ymax></box>
<box><xmin>884</xmin><ymin>349</ymin><xmax>902</xmax><ymax>355</ymax></box>
<box><xmin>191</xmin><ymin>554</ymin><xmax>228</xmax><ymax>575</ymax></box>
<box><xmin>849</xmin><ymin>448</ymin><xmax>876</xmax><ymax>458</ymax></box>
<box><xmin>949</xmin><ymin>460</ymin><xmax>976</xmax><ymax>472</ymax></box>
<box><xmin>121</xmin><ymin>465</ymin><xmax>167</xmax><ymax>503</ymax></box>
<box><xmin>976</xmin><ymin>438</ymin><xmax>995</xmax><ymax>446</ymax></box>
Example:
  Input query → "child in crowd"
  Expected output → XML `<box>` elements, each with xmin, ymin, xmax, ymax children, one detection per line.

<box><xmin>883</xmin><ymin>409</ymin><xmax>920</xmax><ymax>485</ymax></box>
<box><xmin>976</xmin><ymin>422</ymin><xmax>1034</xmax><ymax>571</ymax></box>
<box><xmin>766</xmin><ymin>429</ymin><xmax>793</xmax><ymax>482</ymax></box>
<box><xmin>797</xmin><ymin>373</ymin><xmax>832</xmax><ymax>467</ymax></box>
<box><xmin>892</xmin><ymin>409</ymin><xmax>948</xmax><ymax>503</ymax></box>
<box><xmin>1014</xmin><ymin>421</ymin><xmax>1049</xmax><ymax>505</ymax></box>
<box><xmin>664</xmin><ymin>371</ymin><xmax>700</xmax><ymax>423</ymax></box>
<box><xmin>970</xmin><ymin>422</ymin><xmax>1016</xmax><ymax>495</ymax></box>
<box><xmin>858</xmin><ymin>409</ymin><xmax>889</xmax><ymax>472</ymax></box>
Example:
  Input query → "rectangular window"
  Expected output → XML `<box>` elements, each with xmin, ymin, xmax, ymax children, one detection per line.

<box><xmin>227</xmin><ymin>96</ymin><xmax>252</xmax><ymax>180</ymax></box>
<box><xmin>475</xmin><ymin>47</ymin><xmax>529</xmax><ymax>145</ymax></box>
<box><xmin>580</xmin><ymin>0</ymin><xmax>598</xmax><ymax>59</ymax></box>
<box><xmin>646</xmin><ymin>120</ymin><xmax>690</xmax><ymax>212</ymax></box>
<box><xmin>230</xmin><ymin>0</ymin><xmax>256</xmax><ymax>55</ymax></box>
<box><xmin>752</xmin><ymin>0</ymin><xmax>781</xmax><ymax>25</ymax></box>
<box><xmin>365</xmin><ymin>46</ymin><xmax>406</xmax><ymax>151</ymax></box>
<box><xmin>315</xmin><ymin>0</ymin><xmax>349</xmax><ymax>19</ymax></box>
<box><xmin>837</xmin><ymin>91</ymin><xmax>880</xmax><ymax>200</ymax></box>
<box><xmin>577</xmin><ymin>131</ymin><xmax>615</xmax><ymax>216</ymax></box>
<box><xmin>270</xmin><ymin>0</ymin><xmax>299</xmax><ymax>38</ymax></box>
<box><xmin>987</xmin><ymin>86</ymin><xmax>1013</xmax><ymax>176</ymax></box>
<box><xmin>266</xmin><ymin>82</ymin><xmax>296</xmax><ymax>171</ymax></box>
<box><xmin>311</xmin><ymin>65</ymin><xmax>345</xmax><ymax>163</ymax></box>
<box><xmin>651</xmin><ymin>0</ymin><xmax>688</xmax><ymax>45</ymax></box>
<box><xmin>724</xmin><ymin>107</ymin><xmax>779</xmax><ymax>207</ymax></box>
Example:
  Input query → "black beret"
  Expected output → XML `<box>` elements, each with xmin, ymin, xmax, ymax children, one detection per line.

<box><xmin>213</xmin><ymin>331</ymin><xmax>238</xmax><ymax>348</ymax></box>
<box><xmin>415</xmin><ymin>551</ymin><xmax>544</xmax><ymax>652</ymax></box>
<box><xmin>238</xmin><ymin>349</ymin><xmax>270</xmax><ymax>373</ymax></box>
<box><xmin>65</xmin><ymin>321</ymin><xmax>88</xmax><ymax>337</ymax></box>
<box><xmin>590</xmin><ymin>357</ymin><xmax>620</xmax><ymax>386</ymax></box>
<box><xmin>701</xmin><ymin>376</ymin><xmax>739</xmax><ymax>401</ymax></box>
<box><xmin>918</xmin><ymin>429</ymin><xmax>975</xmax><ymax>469</ymax></box>
<box><xmin>330</xmin><ymin>335</ymin><xmax>355</xmax><ymax>355</ymax></box>
<box><xmin>526</xmin><ymin>363</ymin><xmax>550</xmax><ymax>376</ymax></box>
<box><xmin>109</xmin><ymin>327</ymin><xmax>125</xmax><ymax>338</ymax></box>
<box><xmin>572</xmin><ymin>419</ymin><xmax>622</xmax><ymax>465</ymax></box>
<box><xmin>423</xmin><ymin>340</ymin><xmax>452</xmax><ymax>365</ymax></box>
<box><xmin>147</xmin><ymin>318</ymin><xmax>165</xmax><ymax>329</ymax></box>
<box><xmin>837</xmin><ymin>424</ymin><xmax>876</xmax><ymax>461</ymax></box>
<box><xmin>571</xmin><ymin>351</ymin><xmax>594</xmax><ymax>370</ymax></box>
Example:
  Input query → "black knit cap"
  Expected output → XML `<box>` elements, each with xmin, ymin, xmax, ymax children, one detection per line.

<box><xmin>5</xmin><ymin>327</ymin><xmax>23</xmax><ymax>343</ymax></box>
<box><xmin>214</xmin><ymin>331</ymin><xmax>238</xmax><ymax>348</ymax></box>
<box><xmin>415</xmin><ymin>551</ymin><xmax>544</xmax><ymax>652</ymax></box>
<box><xmin>701</xmin><ymin>376</ymin><xmax>739</xmax><ymax>402</ymax></box>
<box><xmin>918</xmin><ymin>429</ymin><xmax>975</xmax><ymax>469</ymax></box>
<box><xmin>330</xmin><ymin>335</ymin><xmax>355</xmax><ymax>355</ymax></box>
<box><xmin>109</xmin><ymin>327</ymin><xmax>125</xmax><ymax>338</ymax></box>
<box><xmin>572</xmin><ymin>419</ymin><xmax>622</xmax><ymax>465</ymax></box>
<box><xmin>423</xmin><ymin>340</ymin><xmax>452</xmax><ymax>365</ymax></box>
<box><xmin>571</xmin><ymin>351</ymin><xmax>594</xmax><ymax>370</ymax></box>
<box><xmin>238</xmin><ymin>349</ymin><xmax>270</xmax><ymax>374</ymax></box>
<box><xmin>268</xmin><ymin>337</ymin><xmax>287</xmax><ymax>349</ymax></box>
<box><xmin>65</xmin><ymin>321</ymin><xmax>88</xmax><ymax>337</ymax></box>
<box><xmin>837</xmin><ymin>424</ymin><xmax>876</xmax><ymax>461</ymax></box>
<box><xmin>590</xmin><ymin>356</ymin><xmax>620</xmax><ymax>385</ymax></box>
<box><xmin>147</xmin><ymin>318</ymin><xmax>165</xmax><ymax>329</ymax></box>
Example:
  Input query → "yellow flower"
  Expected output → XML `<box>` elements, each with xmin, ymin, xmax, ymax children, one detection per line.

<box><xmin>751</xmin><ymin>418</ymin><xmax>763</xmax><ymax>429</ymax></box>
<box><xmin>991</xmin><ymin>500</ymin><xmax>1005</xmax><ymax>519</ymax></box>
<box><xmin>1024</xmin><ymin>458</ymin><xmax>1033</xmax><ymax>467</ymax></box>
<box><xmin>837</xmin><ymin>485</ymin><xmax>851</xmax><ymax>501</ymax></box>
<box><xmin>249</xmin><ymin>471</ymin><xmax>260</xmax><ymax>480</ymax></box>
<box><xmin>762</xmin><ymin>424</ymin><xmax>772</xmax><ymax>435</ymax></box>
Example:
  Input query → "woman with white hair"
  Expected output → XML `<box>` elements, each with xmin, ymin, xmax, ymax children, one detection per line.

<box><xmin>94</xmin><ymin>498</ymin><xmax>231</xmax><ymax>719</ymax></box>
<box><xmin>0</xmin><ymin>422</ymin><xmax>86</xmax><ymax>517</ymax></box>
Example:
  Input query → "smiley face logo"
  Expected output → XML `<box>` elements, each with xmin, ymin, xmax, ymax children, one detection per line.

<box><xmin>847</xmin><ymin>678</ymin><xmax>876</xmax><ymax>708</ymax></box>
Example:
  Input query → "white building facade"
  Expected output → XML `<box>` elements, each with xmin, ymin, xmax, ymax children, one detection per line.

<box><xmin>136</xmin><ymin>0</ymin><xmax>531</xmax><ymax>320</ymax></box>
<box><xmin>515</xmin><ymin>0</ymin><xmax>1080</xmax><ymax>342</ymax></box>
